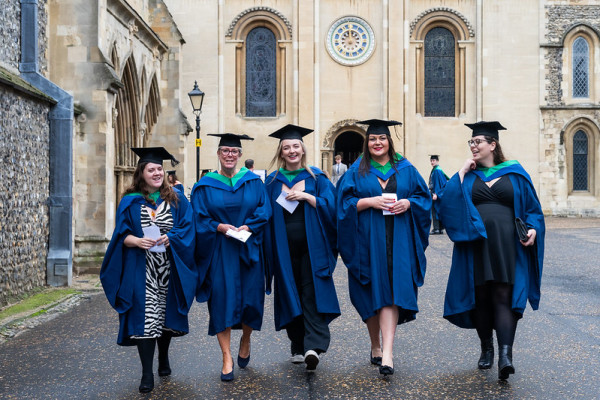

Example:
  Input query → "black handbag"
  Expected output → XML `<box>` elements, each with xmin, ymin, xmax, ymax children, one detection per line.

<box><xmin>515</xmin><ymin>217</ymin><xmax>529</xmax><ymax>241</ymax></box>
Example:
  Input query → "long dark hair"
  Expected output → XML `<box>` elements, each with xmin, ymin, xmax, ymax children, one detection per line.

<box><xmin>483</xmin><ymin>136</ymin><xmax>507</xmax><ymax>166</ymax></box>
<box><xmin>358</xmin><ymin>135</ymin><xmax>401</xmax><ymax>176</ymax></box>
<box><xmin>124</xmin><ymin>162</ymin><xmax>179</xmax><ymax>206</ymax></box>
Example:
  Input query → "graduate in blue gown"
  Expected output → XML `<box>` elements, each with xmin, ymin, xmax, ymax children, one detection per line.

<box><xmin>264</xmin><ymin>124</ymin><xmax>341</xmax><ymax>371</ymax></box>
<box><xmin>167</xmin><ymin>170</ymin><xmax>185</xmax><ymax>193</ymax></box>
<box><xmin>100</xmin><ymin>147</ymin><xmax>197</xmax><ymax>393</ymax></box>
<box><xmin>337</xmin><ymin>119</ymin><xmax>431</xmax><ymax>376</ymax></box>
<box><xmin>191</xmin><ymin>133</ymin><xmax>271</xmax><ymax>382</ymax></box>
<box><xmin>437</xmin><ymin>121</ymin><xmax>545</xmax><ymax>380</ymax></box>
<box><xmin>428</xmin><ymin>155</ymin><xmax>449</xmax><ymax>234</ymax></box>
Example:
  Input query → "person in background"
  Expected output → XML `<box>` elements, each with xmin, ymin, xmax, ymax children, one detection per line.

<box><xmin>167</xmin><ymin>170</ymin><xmax>185</xmax><ymax>193</ymax></box>
<box><xmin>100</xmin><ymin>147</ymin><xmax>197</xmax><ymax>393</ymax></box>
<box><xmin>191</xmin><ymin>133</ymin><xmax>271</xmax><ymax>382</ymax></box>
<box><xmin>245</xmin><ymin>159</ymin><xmax>255</xmax><ymax>172</ymax></box>
<box><xmin>438</xmin><ymin>121</ymin><xmax>545</xmax><ymax>380</ymax></box>
<box><xmin>428</xmin><ymin>155</ymin><xmax>449</xmax><ymax>234</ymax></box>
<box><xmin>264</xmin><ymin>124</ymin><xmax>340</xmax><ymax>371</ymax></box>
<box><xmin>337</xmin><ymin>119</ymin><xmax>431</xmax><ymax>377</ymax></box>
<box><xmin>331</xmin><ymin>154</ymin><xmax>348</xmax><ymax>186</ymax></box>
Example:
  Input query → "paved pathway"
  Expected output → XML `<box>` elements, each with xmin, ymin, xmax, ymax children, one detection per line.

<box><xmin>1</xmin><ymin>220</ymin><xmax>599</xmax><ymax>399</ymax></box>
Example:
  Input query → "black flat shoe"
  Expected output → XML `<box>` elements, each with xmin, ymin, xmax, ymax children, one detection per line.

<box><xmin>237</xmin><ymin>337</ymin><xmax>251</xmax><ymax>369</ymax></box>
<box><xmin>370</xmin><ymin>351</ymin><xmax>382</xmax><ymax>366</ymax></box>
<box><xmin>478</xmin><ymin>337</ymin><xmax>494</xmax><ymax>370</ymax></box>
<box><xmin>498</xmin><ymin>345</ymin><xmax>515</xmax><ymax>380</ymax></box>
<box><xmin>379</xmin><ymin>365</ymin><xmax>394</xmax><ymax>376</ymax></box>
<box><xmin>139</xmin><ymin>373</ymin><xmax>154</xmax><ymax>393</ymax></box>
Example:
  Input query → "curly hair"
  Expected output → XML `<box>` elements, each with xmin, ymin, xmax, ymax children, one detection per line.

<box><xmin>123</xmin><ymin>162</ymin><xmax>179</xmax><ymax>206</ymax></box>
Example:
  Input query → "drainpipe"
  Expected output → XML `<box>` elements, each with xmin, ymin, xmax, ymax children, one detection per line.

<box><xmin>20</xmin><ymin>0</ymin><xmax>74</xmax><ymax>286</ymax></box>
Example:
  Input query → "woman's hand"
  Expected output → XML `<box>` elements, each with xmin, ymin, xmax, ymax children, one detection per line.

<box><xmin>285</xmin><ymin>190</ymin><xmax>306</xmax><ymax>201</ymax></box>
<box><xmin>217</xmin><ymin>223</ymin><xmax>237</xmax><ymax>235</ymax></box>
<box><xmin>521</xmin><ymin>229</ymin><xmax>536</xmax><ymax>246</ymax></box>
<box><xmin>389</xmin><ymin>199</ymin><xmax>411</xmax><ymax>214</ymax></box>
<box><xmin>372</xmin><ymin>196</ymin><xmax>394</xmax><ymax>211</ymax></box>
<box><xmin>459</xmin><ymin>159</ymin><xmax>477</xmax><ymax>182</ymax></box>
<box><xmin>238</xmin><ymin>225</ymin><xmax>251</xmax><ymax>232</ymax></box>
<box><xmin>156</xmin><ymin>234</ymin><xmax>170</xmax><ymax>248</ymax></box>
<box><xmin>124</xmin><ymin>234</ymin><xmax>156</xmax><ymax>249</ymax></box>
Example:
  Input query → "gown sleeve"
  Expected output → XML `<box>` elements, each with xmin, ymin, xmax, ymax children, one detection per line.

<box><xmin>437</xmin><ymin>173</ymin><xmax>487</xmax><ymax>242</ymax></box>
<box><xmin>100</xmin><ymin>198</ymin><xmax>142</xmax><ymax>313</ymax></box>
<box><xmin>313</xmin><ymin>174</ymin><xmax>338</xmax><ymax>274</ymax></box>
<box><xmin>166</xmin><ymin>192</ymin><xmax>198</xmax><ymax>314</ymax></box>
<box><xmin>190</xmin><ymin>184</ymin><xmax>217</xmax><ymax>302</ymax></box>
<box><xmin>336</xmin><ymin>169</ymin><xmax>369</xmax><ymax>284</ymax></box>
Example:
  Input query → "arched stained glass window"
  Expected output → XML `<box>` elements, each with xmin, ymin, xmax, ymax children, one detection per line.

<box><xmin>246</xmin><ymin>27</ymin><xmax>276</xmax><ymax>117</ymax></box>
<box><xmin>573</xmin><ymin>37</ymin><xmax>589</xmax><ymax>98</ymax></box>
<box><xmin>573</xmin><ymin>130</ymin><xmax>588</xmax><ymax>191</ymax></box>
<box><xmin>424</xmin><ymin>27</ymin><xmax>455</xmax><ymax>117</ymax></box>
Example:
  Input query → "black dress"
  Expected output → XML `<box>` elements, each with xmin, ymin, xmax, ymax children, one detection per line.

<box><xmin>471</xmin><ymin>176</ymin><xmax>517</xmax><ymax>285</ymax></box>
<box><xmin>383</xmin><ymin>175</ymin><xmax>397</xmax><ymax>288</ymax></box>
<box><xmin>283</xmin><ymin>200</ymin><xmax>330</xmax><ymax>354</ymax></box>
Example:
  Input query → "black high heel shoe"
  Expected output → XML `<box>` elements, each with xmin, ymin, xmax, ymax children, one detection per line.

<box><xmin>379</xmin><ymin>365</ymin><xmax>394</xmax><ymax>376</ymax></box>
<box><xmin>478</xmin><ymin>337</ymin><xmax>494</xmax><ymax>369</ymax></box>
<box><xmin>370</xmin><ymin>351</ymin><xmax>382</xmax><ymax>366</ymax></box>
<box><xmin>237</xmin><ymin>337</ymin><xmax>250</xmax><ymax>369</ymax></box>
<box><xmin>498</xmin><ymin>345</ymin><xmax>515</xmax><ymax>380</ymax></box>
<box><xmin>220</xmin><ymin>361</ymin><xmax>235</xmax><ymax>382</ymax></box>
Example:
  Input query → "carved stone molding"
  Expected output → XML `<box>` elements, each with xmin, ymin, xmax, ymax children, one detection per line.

<box><xmin>410</xmin><ymin>7</ymin><xmax>475</xmax><ymax>39</ymax></box>
<box><xmin>322</xmin><ymin>119</ymin><xmax>363</xmax><ymax>149</ymax></box>
<box><xmin>226</xmin><ymin>6</ymin><xmax>292</xmax><ymax>38</ymax></box>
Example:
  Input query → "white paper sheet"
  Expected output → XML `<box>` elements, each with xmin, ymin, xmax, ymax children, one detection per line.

<box><xmin>226</xmin><ymin>228</ymin><xmax>252</xmax><ymax>243</ymax></box>
<box><xmin>382</xmin><ymin>193</ymin><xmax>397</xmax><ymax>215</ymax></box>
<box><xmin>276</xmin><ymin>190</ymin><xmax>299</xmax><ymax>214</ymax></box>
<box><xmin>142</xmin><ymin>224</ymin><xmax>166</xmax><ymax>252</ymax></box>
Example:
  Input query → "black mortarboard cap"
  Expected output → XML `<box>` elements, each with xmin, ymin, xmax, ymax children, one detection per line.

<box><xmin>464</xmin><ymin>121</ymin><xmax>506</xmax><ymax>140</ymax></box>
<box><xmin>357</xmin><ymin>119</ymin><xmax>403</xmax><ymax>135</ymax></box>
<box><xmin>208</xmin><ymin>133</ymin><xmax>254</xmax><ymax>147</ymax></box>
<box><xmin>268</xmin><ymin>124</ymin><xmax>313</xmax><ymax>141</ymax></box>
<box><xmin>430</xmin><ymin>155</ymin><xmax>439</xmax><ymax>160</ymax></box>
<box><xmin>131</xmin><ymin>147</ymin><xmax>179</xmax><ymax>166</ymax></box>
<box><xmin>166</xmin><ymin>170</ymin><xmax>176</xmax><ymax>175</ymax></box>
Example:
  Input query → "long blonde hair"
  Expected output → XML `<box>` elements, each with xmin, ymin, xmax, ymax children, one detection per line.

<box><xmin>268</xmin><ymin>140</ymin><xmax>315</xmax><ymax>182</ymax></box>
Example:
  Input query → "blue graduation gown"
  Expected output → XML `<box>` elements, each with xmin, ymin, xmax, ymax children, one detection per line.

<box><xmin>337</xmin><ymin>157</ymin><xmax>432</xmax><ymax>323</ymax></box>
<box><xmin>429</xmin><ymin>166</ymin><xmax>449</xmax><ymax>219</ymax></box>
<box><xmin>264</xmin><ymin>167</ymin><xmax>341</xmax><ymax>330</ymax></box>
<box><xmin>191</xmin><ymin>170</ymin><xmax>271</xmax><ymax>336</ymax></box>
<box><xmin>100</xmin><ymin>191</ymin><xmax>197</xmax><ymax>346</ymax></box>
<box><xmin>438</xmin><ymin>162</ymin><xmax>545</xmax><ymax>328</ymax></box>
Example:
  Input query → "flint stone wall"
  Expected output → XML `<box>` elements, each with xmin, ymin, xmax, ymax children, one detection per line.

<box><xmin>0</xmin><ymin>85</ymin><xmax>51</xmax><ymax>306</ymax></box>
<box><xmin>0</xmin><ymin>0</ymin><xmax>48</xmax><ymax>77</ymax></box>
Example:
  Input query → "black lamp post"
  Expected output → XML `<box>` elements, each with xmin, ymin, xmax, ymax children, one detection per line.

<box><xmin>188</xmin><ymin>81</ymin><xmax>205</xmax><ymax>182</ymax></box>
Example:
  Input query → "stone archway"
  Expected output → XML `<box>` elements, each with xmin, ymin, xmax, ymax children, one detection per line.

<box><xmin>321</xmin><ymin>119</ymin><xmax>366</xmax><ymax>175</ymax></box>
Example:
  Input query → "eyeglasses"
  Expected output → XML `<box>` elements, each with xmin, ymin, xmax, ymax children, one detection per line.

<box><xmin>220</xmin><ymin>148</ymin><xmax>240</xmax><ymax>156</ymax></box>
<box><xmin>467</xmin><ymin>139</ymin><xmax>488</xmax><ymax>147</ymax></box>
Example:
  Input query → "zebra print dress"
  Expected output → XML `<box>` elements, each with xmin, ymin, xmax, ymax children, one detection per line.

<box><xmin>131</xmin><ymin>200</ymin><xmax>182</xmax><ymax>339</ymax></box>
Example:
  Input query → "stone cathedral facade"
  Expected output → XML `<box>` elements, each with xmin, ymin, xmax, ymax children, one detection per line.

<box><xmin>167</xmin><ymin>0</ymin><xmax>599</xmax><ymax>219</ymax></box>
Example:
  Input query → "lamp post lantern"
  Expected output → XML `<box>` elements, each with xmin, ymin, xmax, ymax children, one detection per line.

<box><xmin>188</xmin><ymin>81</ymin><xmax>205</xmax><ymax>182</ymax></box>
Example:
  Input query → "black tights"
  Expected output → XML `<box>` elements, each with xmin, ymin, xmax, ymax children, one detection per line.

<box><xmin>474</xmin><ymin>282</ymin><xmax>518</xmax><ymax>346</ymax></box>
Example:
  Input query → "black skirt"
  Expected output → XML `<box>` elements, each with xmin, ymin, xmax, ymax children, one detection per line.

<box><xmin>472</xmin><ymin>176</ymin><xmax>517</xmax><ymax>285</ymax></box>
